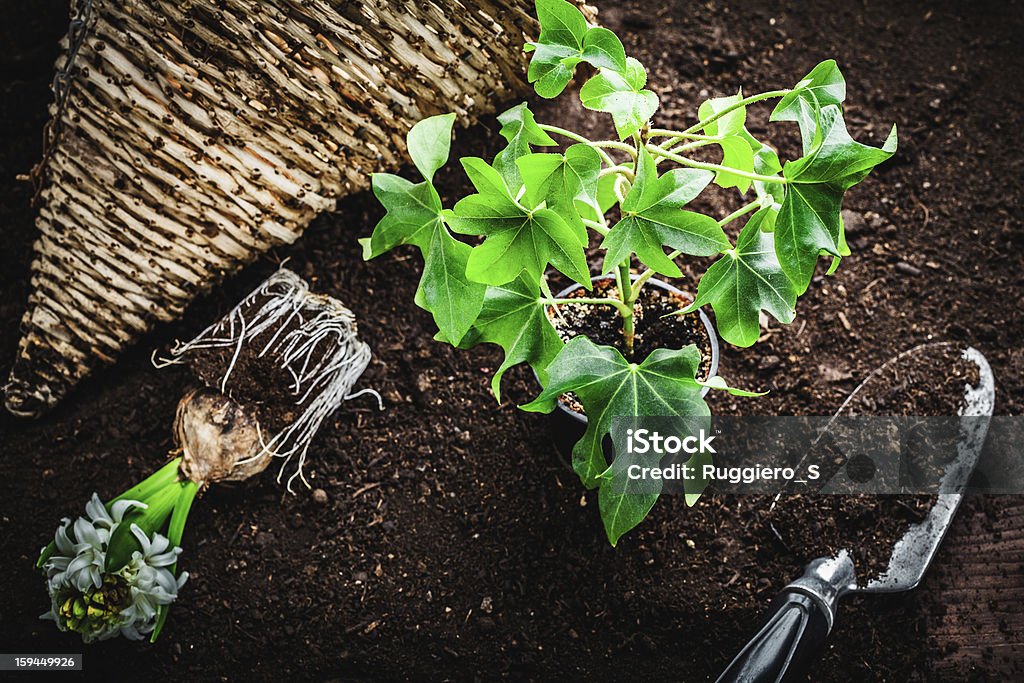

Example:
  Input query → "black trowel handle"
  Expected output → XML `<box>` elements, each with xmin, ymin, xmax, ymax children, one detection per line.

<box><xmin>716</xmin><ymin>554</ymin><xmax>856</xmax><ymax>683</ymax></box>
<box><xmin>716</xmin><ymin>588</ymin><xmax>831</xmax><ymax>682</ymax></box>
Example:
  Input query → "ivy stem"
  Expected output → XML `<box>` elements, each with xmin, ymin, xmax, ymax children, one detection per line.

<box><xmin>666</xmin><ymin>139</ymin><xmax>718</xmax><ymax>155</ymax></box>
<box><xmin>582</xmin><ymin>217</ymin><xmax>609</xmax><ymax>236</ymax></box>
<box><xmin>609</xmin><ymin>131</ymin><xmax>651</xmax><ymax>359</ymax></box>
<box><xmin>646</xmin><ymin>144</ymin><xmax>787</xmax><ymax>184</ymax></box>
<box><xmin>540</xmin><ymin>278</ymin><xmax>571</xmax><ymax>327</ymax></box>
<box><xmin>717</xmin><ymin>199</ymin><xmax>764</xmax><ymax>228</ymax></box>
<box><xmin>648</xmin><ymin>129</ymin><xmax>719</xmax><ymax>141</ymax></box>
<box><xmin>613</xmin><ymin>174</ymin><xmax>629</xmax><ymax>203</ymax></box>
<box><xmin>537</xmin><ymin>124</ymin><xmax>636</xmax><ymax>165</ymax></box>
<box><xmin>617</xmin><ymin>261</ymin><xmax>636</xmax><ymax>359</ymax></box>
<box><xmin>508</xmin><ymin>190</ymin><xmax>533</xmax><ymax>214</ymax></box>
<box><xmin>599</xmin><ymin>164</ymin><xmax>636</xmax><ymax>180</ymax></box>
<box><xmin>539</xmin><ymin>277</ymin><xmax>556</xmax><ymax>300</ymax></box>
<box><xmin>680</xmin><ymin>89</ymin><xmax>791</xmax><ymax>135</ymax></box>
<box><xmin>650</xmin><ymin>139</ymin><xmax>718</xmax><ymax>169</ymax></box>
<box><xmin>630</xmin><ymin>199</ymin><xmax>762</xmax><ymax>299</ymax></box>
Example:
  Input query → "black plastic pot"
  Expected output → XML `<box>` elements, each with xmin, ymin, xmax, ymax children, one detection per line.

<box><xmin>540</xmin><ymin>274</ymin><xmax>720</xmax><ymax>461</ymax></box>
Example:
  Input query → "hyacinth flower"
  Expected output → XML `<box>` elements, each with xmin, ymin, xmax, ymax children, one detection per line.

<box><xmin>37</xmin><ymin>459</ymin><xmax>196</xmax><ymax>643</ymax></box>
<box><xmin>37</xmin><ymin>269</ymin><xmax>375</xmax><ymax>643</ymax></box>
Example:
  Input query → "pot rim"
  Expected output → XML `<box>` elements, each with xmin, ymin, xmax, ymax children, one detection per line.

<box><xmin>541</xmin><ymin>273</ymin><xmax>720</xmax><ymax>425</ymax></box>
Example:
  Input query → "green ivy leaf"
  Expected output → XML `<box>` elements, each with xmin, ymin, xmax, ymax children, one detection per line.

<box><xmin>406</xmin><ymin>113</ymin><xmax>456</xmax><ymax>182</ymax></box>
<box><xmin>517</xmin><ymin>144</ymin><xmax>601</xmax><ymax>238</ymax></box>
<box><xmin>579</xmin><ymin>58</ymin><xmax>659</xmax><ymax>140</ymax></box>
<box><xmin>519</xmin><ymin>144</ymin><xmax>601</xmax><ymax>208</ymax></box>
<box><xmin>527</xmin><ymin>43</ymin><xmax>582</xmax><ymax>99</ymax></box>
<box><xmin>600</xmin><ymin>438</ymin><xmax>718</xmax><ymax>541</ymax></box>
<box><xmin>493</xmin><ymin>103</ymin><xmax>557</xmax><ymax>191</ymax></box>
<box><xmin>699</xmin><ymin>91</ymin><xmax>746</xmax><ymax>137</ymax></box>
<box><xmin>362</xmin><ymin>115</ymin><xmax>487</xmax><ymax>344</ymax></box>
<box><xmin>698</xmin><ymin>92</ymin><xmax>755</xmax><ymax>192</ymax></box>
<box><xmin>681</xmin><ymin>450</ymin><xmax>714</xmax><ymax>506</ymax></box>
<box><xmin>526</xmin><ymin>0</ymin><xmax>627</xmax><ymax>98</ymax></box>
<box><xmin>740</xmin><ymin>127</ymin><xmax>784</xmax><ymax>208</ymax></box>
<box><xmin>578</xmin><ymin>173</ymin><xmax>619</xmax><ymax>224</ymax></box>
<box><xmin>580</xmin><ymin>27</ymin><xmax>628</xmax><ymax>71</ymax></box>
<box><xmin>517</xmin><ymin>153</ymin><xmax>565</xmax><ymax>204</ymax></box>
<box><xmin>717</xmin><ymin>137</ymin><xmax>757</xmax><ymax>193</ymax></box>
<box><xmin>521</xmin><ymin>337</ymin><xmax>711</xmax><ymax>545</ymax></box>
<box><xmin>686</xmin><ymin>207</ymin><xmax>796</xmax><ymax>347</ymax></box>
<box><xmin>445</xmin><ymin>157</ymin><xmax>591</xmax><ymax>287</ymax></box>
<box><xmin>601</xmin><ymin>147</ymin><xmax>728</xmax><ymax>276</ymax></box>
<box><xmin>598</xmin><ymin>481</ymin><xmax>660</xmax><ymax>547</ymax></box>
<box><xmin>416</xmin><ymin>228</ymin><xmax>487</xmax><ymax>345</ymax></box>
<box><xmin>457</xmin><ymin>276</ymin><xmax>564</xmax><ymax>402</ymax></box>
<box><xmin>596</xmin><ymin>173</ymin><xmax>619</xmax><ymax>213</ymax></box>
<box><xmin>775</xmin><ymin>106</ymin><xmax>897</xmax><ymax>293</ymax></box>
<box><xmin>535</xmin><ymin>0</ymin><xmax>587</xmax><ymax>48</ymax></box>
<box><xmin>786</xmin><ymin>107</ymin><xmax>898</xmax><ymax>186</ymax></box>
<box><xmin>362</xmin><ymin>174</ymin><xmax>443</xmax><ymax>256</ymax></box>
<box><xmin>772</xmin><ymin>60</ymin><xmax>846</xmax><ymax>152</ymax></box>
<box><xmin>364</xmin><ymin>175</ymin><xmax>485</xmax><ymax>344</ymax></box>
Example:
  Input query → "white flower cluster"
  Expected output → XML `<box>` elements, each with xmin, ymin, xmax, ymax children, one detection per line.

<box><xmin>40</xmin><ymin>494</ymin><xmax>188</xmax><ymax>642</ymax></box>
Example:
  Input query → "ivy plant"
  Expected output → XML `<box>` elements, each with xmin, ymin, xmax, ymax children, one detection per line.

<box><xmin>362</xmin><ymin>0</ymin><xmax>896</xmax><ymax>545</ymax></box>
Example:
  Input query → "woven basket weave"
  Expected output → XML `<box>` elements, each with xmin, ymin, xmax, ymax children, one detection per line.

<box><xmin>6</xmin><ymin>0</ymin><xmax>593</xmax><ymax>417</ymax></box>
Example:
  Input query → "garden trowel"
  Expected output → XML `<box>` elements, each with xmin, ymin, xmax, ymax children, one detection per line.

<box><xmin>716</xmin><ymin>345</ymin><xmax>995</xmax><ymax>683</ymax></box>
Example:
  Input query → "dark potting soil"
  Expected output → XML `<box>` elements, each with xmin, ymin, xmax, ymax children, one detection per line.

<box><xmin>189</xmin><ymin>344</ymin><xmax>298</xmax><ymax>436</ymax></box>
<box><xmin>846</xmin><ymin>343</ymin><xmax>982</xmax><ymax>419</ymax></box>
<box><xmin>1</xmin><ymin>1</ymin><xmax>1023</xmax><ymax>682</ymax></box>
<box><xmin>547</xmin><ymin>278</ymin><xmax>714</xmax><ymax>413</ymax></box>
<box><xmin>188</xmin><ymin>337</ymin><xmax>309</xmax><ymax>437</ymax></box>
<box><xmin>766</xmin><ymin>345</ymin><xmax>983</xmax><ymax>583</ymax></box>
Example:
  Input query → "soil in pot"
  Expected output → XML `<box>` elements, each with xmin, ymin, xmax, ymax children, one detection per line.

<box><xmin>546</xmin><ymin>276</ymin><xmax>714</xmax><ymax>415</ymax></box>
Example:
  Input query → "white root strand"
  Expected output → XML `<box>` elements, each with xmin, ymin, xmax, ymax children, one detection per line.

<box><xmin>160</xmin><ymin>268</ymin><xmax>377</xmax><ymax>491</ymax></box>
